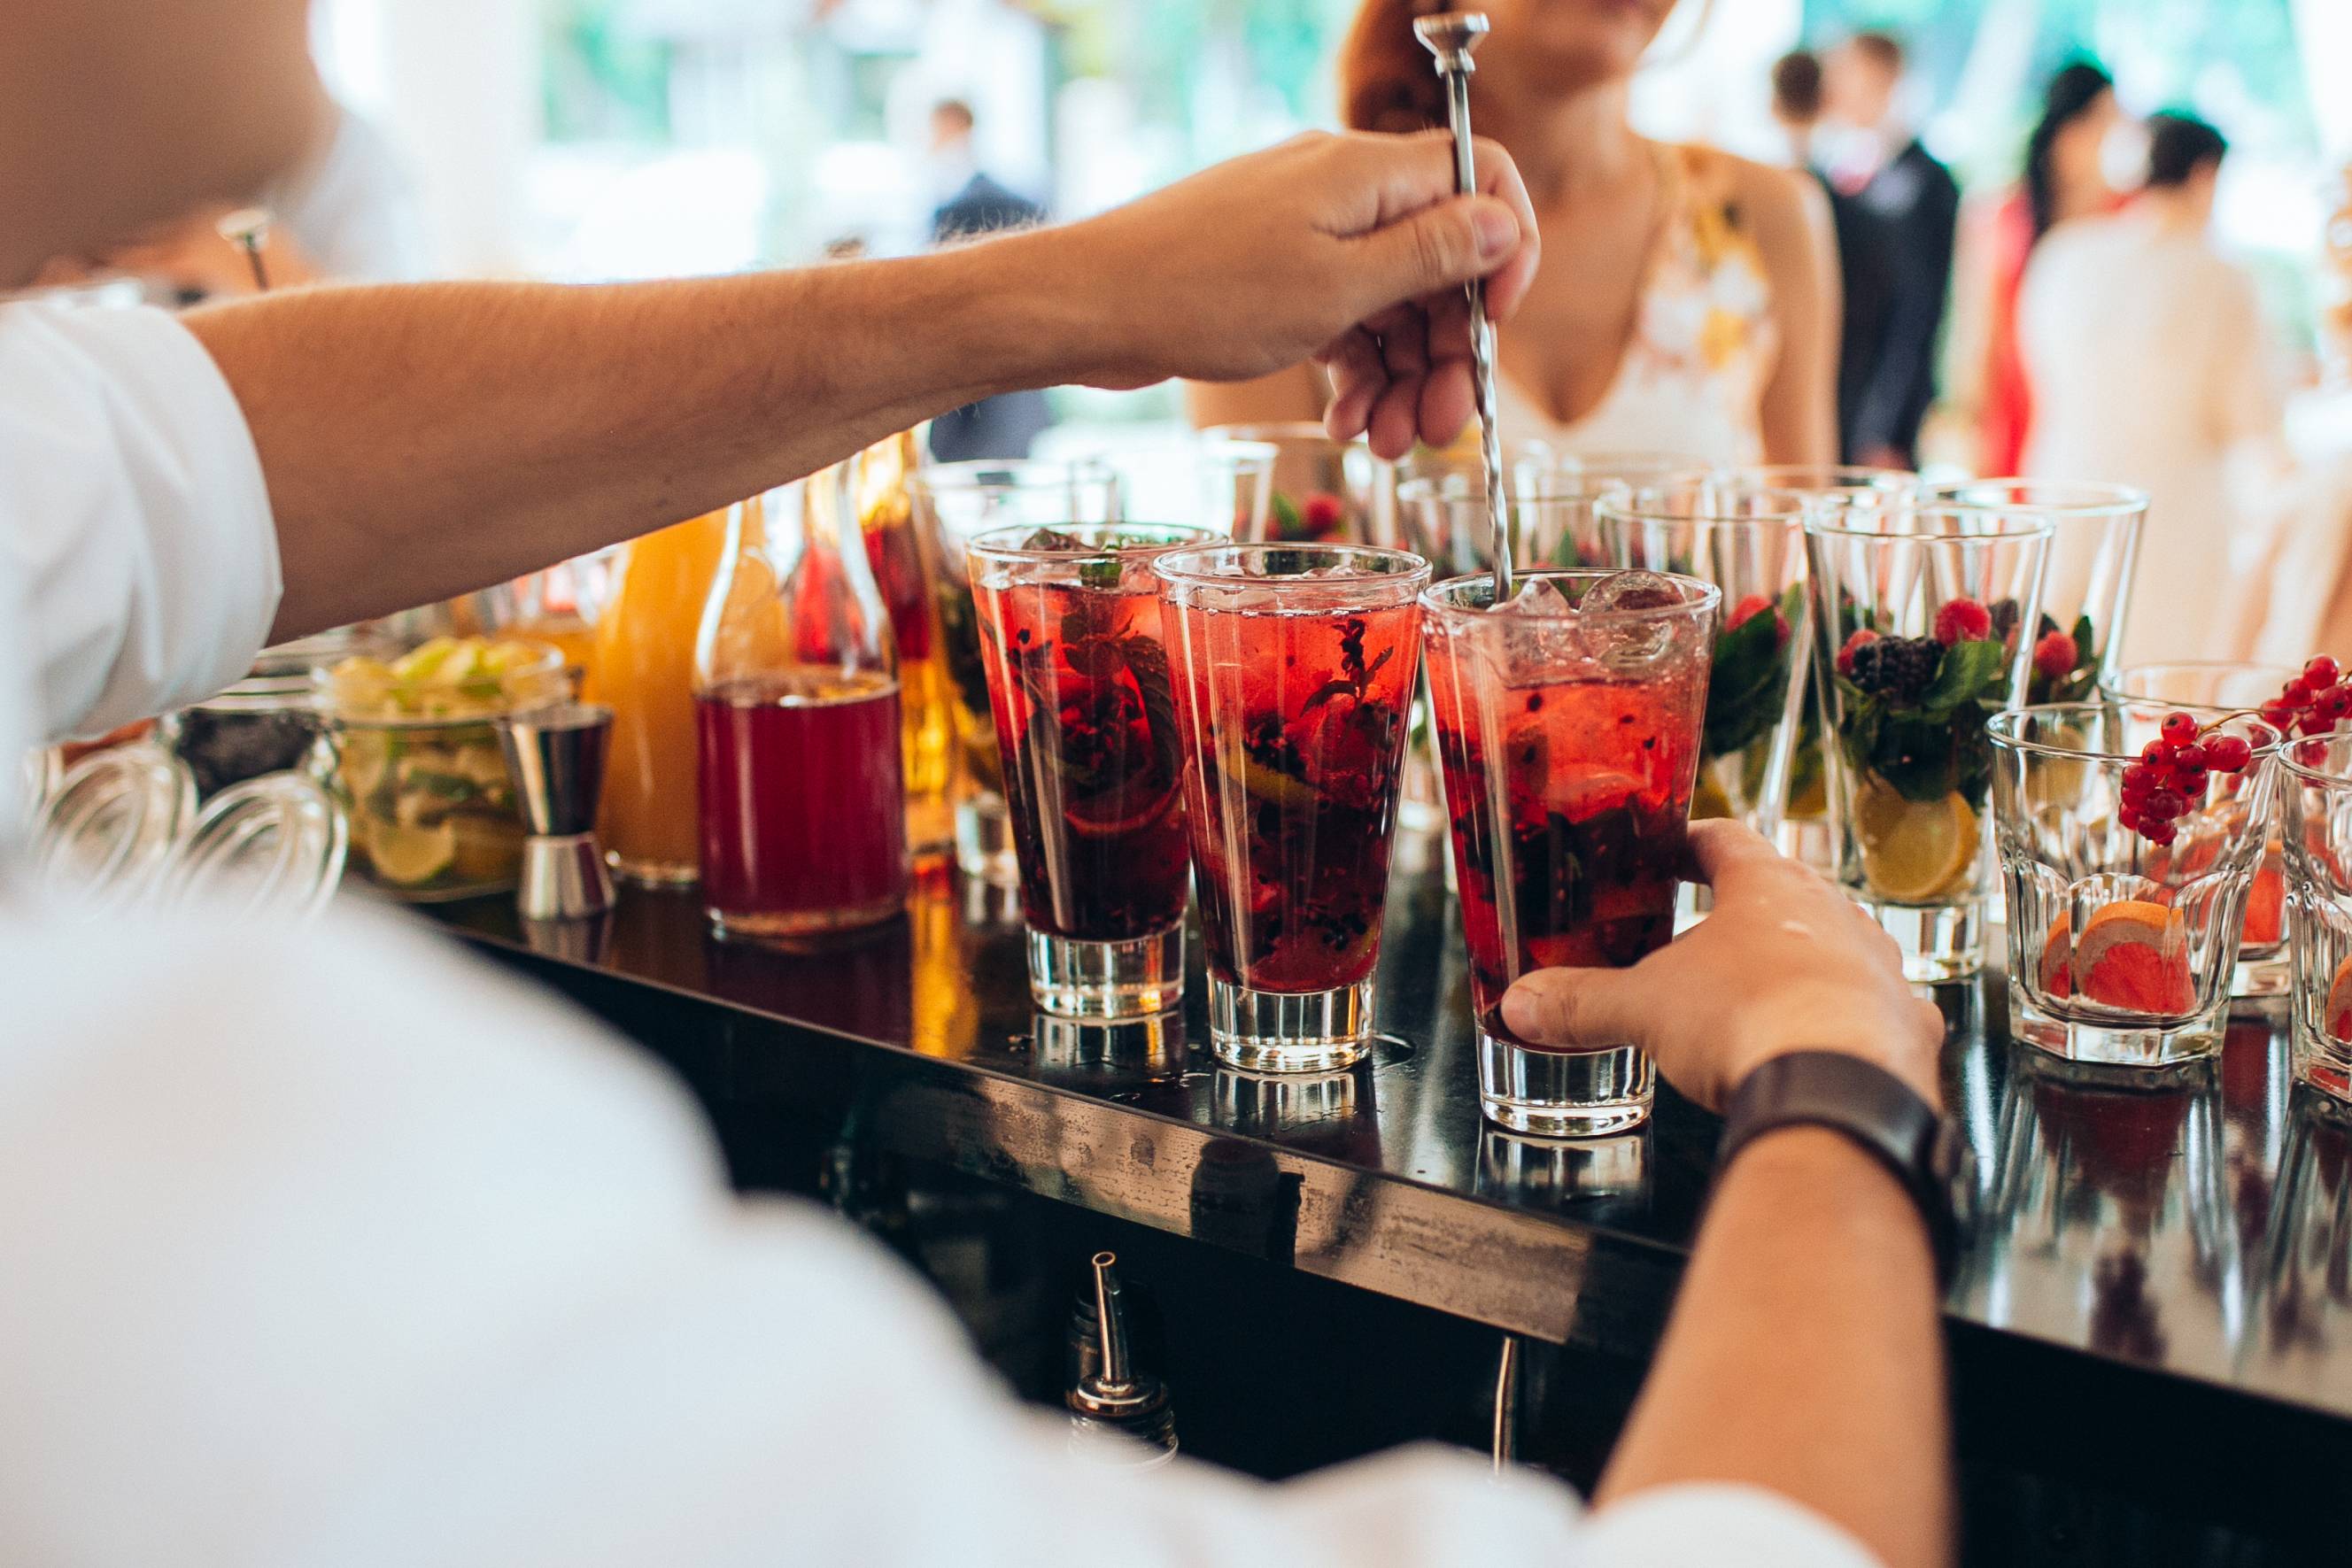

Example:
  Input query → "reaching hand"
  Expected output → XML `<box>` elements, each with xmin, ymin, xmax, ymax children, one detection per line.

<box><xmin>1058</xmin><ymin>130</ymin><xmax>1538</xmax><ymax>459</ymax></box>
<box><xmin>1500</xmin><ymin>822</ymin><xmax>1946</xmax><ymax>1113</ymax></box>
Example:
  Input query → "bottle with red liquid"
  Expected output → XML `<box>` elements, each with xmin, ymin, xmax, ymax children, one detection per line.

<box><xmin>694</xmin><ymin>471</ymin><xmax>910</xmax><ymax>941</ymax></box>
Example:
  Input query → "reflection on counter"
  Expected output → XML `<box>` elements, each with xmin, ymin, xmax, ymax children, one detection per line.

<box><xmin>2248</xmin><ymin>1086</ymin><xmax>2352</xmax><ymax>1411</ymax></box>
<box><xmin>1477</xmin><ymin>1127</ymin><xmax>1650</xmax><ymax>1215</ymax></box>
<box><xmin>1030</xmin><ymin>1012</ymin><xmax>1189</xmax><ymax>1087</ymax></box>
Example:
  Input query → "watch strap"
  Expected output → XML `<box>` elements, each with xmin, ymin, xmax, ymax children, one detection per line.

<box><xmin>1717</xmin><ymin>1051</ymin><xmax>1967</xmax><ymax>1286</ymax></box>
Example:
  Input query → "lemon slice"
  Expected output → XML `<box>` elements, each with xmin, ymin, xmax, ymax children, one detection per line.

<box><xmin>1854</xmin><ymin>777</ymin><xmax>1977</xmax><ymax>902</ymax></box>
<box><xmin>448</xmin><ymin>815</ymin><xmax>522</xmax><ymax>884</ymax></box>
<box><xmin>366</xmin><ymin>819</ymin><xmax>458</xmax><ymax>886</ymax></box>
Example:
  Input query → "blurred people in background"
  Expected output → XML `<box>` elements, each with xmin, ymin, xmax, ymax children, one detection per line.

<box><xmin>925</xmin><ymin>97</ymin><xmax>1053</xmax><ymax>462</ymax></box>
<box><xmin>2021</xmin><ymin>112</ymin><xmax>2286</xmax><ymax>665</ymax></box>
<box><xmin>1822</xmin><ymin>31</ymin><xmax>1956</xmax><ymax>470</ymax></box>
<box><xmin>1190</xmin><ymin>0</ymin><xmax>1838</xmax><ymax>468</ymax></box>
<box><xmin>1771</xmin><ymin>49</ymin><xmax>1895</xmax><ymax>469</ymax></box>
<box><xmin>1976</xmin><ymin>61</ymin><xmax>2125</xmax><ymax>477</ymax></box>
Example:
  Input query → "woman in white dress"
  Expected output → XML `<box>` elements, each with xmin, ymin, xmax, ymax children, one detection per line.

<box><xmin>2018</xmin><ymin>113</ymin><xmax>2285</xmax><ymax>666</ymax></box>
<box><xmin>1188</xmin><ymin>0</ymin><xmax>1839</xmax><ymax>469</ymax></box>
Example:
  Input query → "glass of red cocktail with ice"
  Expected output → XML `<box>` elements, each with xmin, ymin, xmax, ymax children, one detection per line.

<box><xmin>1422</xmin><ymin>569</ymin><xmax>1720</xmax><ymax>1136</ymax></box>
<box><xmin>969</xmin><ymin>523</ymin><xmax>1218</xmax><ymax>1017</ymax></box>
<box><xmin>1155</xmin><ymin>543</ymin><xmax>1431</xmax><ymax>1071</ymax></box>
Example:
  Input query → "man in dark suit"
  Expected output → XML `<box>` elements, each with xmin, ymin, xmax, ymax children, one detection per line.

<box><xmin>1824</xmin><ymin>32</ymin><xmax>1959</xmax><ymax>470</ymax></box>
<box><xmin>1771</xmin><ymin>50</ymin><xmax>1897</xmax><ymax>471</ymax></box>
<box><xmin>925</xmin><ymin>99</ymin><xmax>1054</xmax><ymax>463</ymax></box>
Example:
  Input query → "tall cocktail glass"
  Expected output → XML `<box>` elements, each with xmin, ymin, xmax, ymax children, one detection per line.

<box><xmin>1598</xmin><ymin>483</ymin><xmax>1814</xmax><ymax>838</ymax></box>
<box><xmin>910</xmin><ymin>460</ymin><xmax>1120</xmax><ymax>886</ymax></box>
<box><xmin>1423</xmin><ymin>569</ymin><xmax>1716</xmax><ymax>1136</ymax></box>
<box><xmin>970</xmin><ymin>523</ymin><xmax>1219</xmax><ymax>1018</ymax></box>
<box><xmin>1156</xmin><ymin>544</ymin><xmax>1431</xmax><ymax>1070</ymax></box>
<box><xmin>1930</xmin><ymin>480</ymin><xmax>2147</xmax><ymax>698</ymax></box>
<box><xmin>2103</xmin><ymin>661</ymin><xmax>2302</xmax><ymax>996</ymax></box>
<box><xmin>1202</xmin><ymin>422</ymin><xmax>1384</xmax><ymax>545</ymax></box>
<box><xmin>1806</xmin><ymin>504</ymin><xmax>2053</xmax><ymax>981</ymax></box>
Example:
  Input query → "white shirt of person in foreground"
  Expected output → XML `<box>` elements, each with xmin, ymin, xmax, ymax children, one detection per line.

<box><xmin>0</xmin><ymin>299</ymin><xmax>1882</xmax><ymax>1566</ymax></box>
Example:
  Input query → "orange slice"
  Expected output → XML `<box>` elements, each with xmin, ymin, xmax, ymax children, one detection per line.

<box><xmin>2242</xmin><ymin>852</ymin><xmax>2285</xmax><ymax>946</ymax></box>
<box><xmin>2038</xmin><ymin>914</ymin><xmax>2073</xmax><ymax>1000</ymax></box>
<box><xmin>2326</xmin><ymin>955</ymin><xmax>2352</xmax><ymax>1045</ymax></box>
<box><xmin>2073</xmin><ymin>900</ymin><xmax>2194</xmax><ymax>1016</ymax></box>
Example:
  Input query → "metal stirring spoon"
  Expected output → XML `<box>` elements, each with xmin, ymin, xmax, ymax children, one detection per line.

<box><xmin>1412</xmin><ymin>11</ymin><xmax>1511</xmax><ymax>604</ymax></box>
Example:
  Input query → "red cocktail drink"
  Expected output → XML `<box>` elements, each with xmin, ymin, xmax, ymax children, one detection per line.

<box><xmin>697</xmin><ymin>671</ymin><xmax>909</xmax><ymax>938</ymax></box>
<box><xmin>1157</xmin><ymin>544</ymin><xmax>1431</xmax><ymax>1071</ymax></box>
<box><xmin>1423</xmin><ymin>569</ymin><xmax>1718</xmax><ymax>1136</ymax></box>
<box><xmin>970</xmin><ymin>524</ymin><xmax>1216</xmax><ymax>1017</ymax></box>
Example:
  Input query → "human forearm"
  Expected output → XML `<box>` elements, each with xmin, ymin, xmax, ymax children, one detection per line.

<box><xmin>1597</xmin><ymin>1126</ymin><xmax>1950</xmax><ymax>1568</ymax></box>
<box><xmin>188</xmin><ymin>243</ymin><xmax>1076</xmax><ymax>640</ymax></box>
<box><xmin>181</xmin><ymin>130</ymin><xmax>1539</xmax><ymax>642</ymax></box>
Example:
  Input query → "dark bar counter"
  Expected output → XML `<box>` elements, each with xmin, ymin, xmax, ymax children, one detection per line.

<box><xmin>424</xmin><ymin>846</ymin><xmax>2352</xmax><ymax>1549</ymax></box>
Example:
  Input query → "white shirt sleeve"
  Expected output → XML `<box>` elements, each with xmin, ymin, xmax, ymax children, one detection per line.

<box><xmin>0</xmin><ymin>302</ymin><xmax>280</xmax><ymax>744</ymax></box>
<box><xmin>0</xmin><ymin>893</ymin><xmax>1885</xmax><ymax>1568</ymax></box>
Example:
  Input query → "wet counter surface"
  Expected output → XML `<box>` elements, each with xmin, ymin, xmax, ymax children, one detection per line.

<box><xmin>425</xmin><ymin>845</ymin><xmax>2352</xmax><ymax>1456</ymax></box>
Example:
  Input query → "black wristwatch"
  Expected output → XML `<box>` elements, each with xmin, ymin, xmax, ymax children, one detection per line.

<box><xmin>1717</xmin><ymin>1051</ymin><xmax>1975</xmax><ymax>1286</ymax></box>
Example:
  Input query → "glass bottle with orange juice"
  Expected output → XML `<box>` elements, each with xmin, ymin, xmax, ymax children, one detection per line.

<box><xmin>850</xmin><ymin>429</ymin><xmax>956</xmax><ymax>866</ymax></box>
<box><xmin>587</xmin><ymin>508</ymin><xmax>731</xmax><ymax>885</ymax></box>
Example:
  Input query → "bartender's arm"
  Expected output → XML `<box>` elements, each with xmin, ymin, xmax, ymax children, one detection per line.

<box><xmin>1505</xmin><ymin>823</ymin><xmax>1953</xmax><ymax>1568</ymax></box>
<box><xmin>176</xmin><ymin>129</ymin><xmax>1538</xmax><ymax>644</ymax></box>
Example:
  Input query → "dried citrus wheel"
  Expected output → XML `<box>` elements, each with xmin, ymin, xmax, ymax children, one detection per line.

<box><xmin>2326</xmin><ymin>956</ymin><xmax>2352</xmax><ymax>1044</ymax></box>
<box><xmin>2073</xmin><ymin>900</ymin><xmax>2194</xmax><ymax>1016</ymax></box>
<box><xmin>366</xmin><ymin>818</ymin><xmax>458</xmax><ymax>886</ymax></box>
<box><xmin>1854</xmin><ymin>777</ymin><xmax>1977</xmax><ymax>902</ymax></box>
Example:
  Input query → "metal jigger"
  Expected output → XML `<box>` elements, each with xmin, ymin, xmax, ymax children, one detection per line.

<box><xmin>497</xmin><ymin>703</ymin><xmax>615</xmax><ymax>920</ymax></box>
<box><xmin>1065</xmin><ymin>1251</ymin><xmax>1177</xmax><ymax>1466</ymax></box>
<box><xmin>1412</xmin><ymin>11</ymin><xmax>1513</xmax><ymax>602</ymax></box>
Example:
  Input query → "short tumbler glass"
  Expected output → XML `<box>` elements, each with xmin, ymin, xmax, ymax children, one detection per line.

<box><xmin>969</xmin><ymin>522</ymin><xmax>1218</xmax><ymax>1018</ymax></box>
<box><xmin>1156</xmin><ymin>543</ymin><xmax>1431</xmax><ymax>1070</ymax></box>
<box><xmin>2281</xmin><ymin>735</ymin><xmax>2352</xmax><ymax>1101</ymax></box>
<box><xmin>1422</xmin><ymin>570</ymin><xmax>1718</xmax><ymax>1135</ymax></box>
<box><xmin>1991</xmin><ymin>703</ymin><xmax>2283</xmax><ymax>1070</ymax></box>
<box><xmin>2103</xmin><ymin>661</ymin><xmax>2302</xmax><ymax>997</ymax></box>
<box><xmin>1807</xmin><ymin>506</ymin><xmax>2053</xmax><ymax>981</ymax></box>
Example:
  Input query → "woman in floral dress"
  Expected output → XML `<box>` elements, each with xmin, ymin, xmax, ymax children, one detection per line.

<box><xmin>1189</xmin><ymin>0</ymin><xmax>1838</xmax><ymax>470</ymax></box>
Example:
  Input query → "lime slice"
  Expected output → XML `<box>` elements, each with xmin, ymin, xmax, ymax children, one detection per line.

<box><xmin>366</xmin><ymin>819</ymin><xmax>457</xmax><ymax>886</ymax></box>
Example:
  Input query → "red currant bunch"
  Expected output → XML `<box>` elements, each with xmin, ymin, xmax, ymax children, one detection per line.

<box><xmin>2258</xmin><ymin>656</ymin><xmax>2352</xmax><ymax>739</ymax></box>
<box><xmin>2119</xmin><ymin>712</ymin><xmax>2254</xmax><ymax>845</ymax></box>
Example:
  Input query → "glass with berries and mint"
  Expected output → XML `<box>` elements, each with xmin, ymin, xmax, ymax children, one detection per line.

<box><xmin>1807</xmin><ymin>506</ymin><xmax>2054</xmax><ymax>981</ymax></box>
<box><xmin>1991</xmin><ymin>703</ymin><xmax>2282</xmax><ymax>1069</ymax></box>
<box><xmin>1931</xmin><ymin>481</ymin><xmax>2147</xmax><ymax>700</ymax></box>
<box><xmin>1155</xmin><ymin>543</ymin><xmax>1431</xmax><ymax>1071</ymax></box>
<box><xmin>1597</xmin><ymin>483</ymin><xmax>1814</xmax><ymax>838</ymax></box>
<box><xmin>969</xmin><ymin>523</ymin><xmax>1220</xmax><ymax>1018</ymax></box>
<box><xmin>1423</xmin><ymin>569</ymin><xmax>1719</xmax><ymax>1136</ymax></box>
<box><xmin>2102</xmin><ymin>661</ymin><xmax>2305</xmax><ymax>997</ymax></box>
<box><xmin>1202</xmin><ymin>422</ymin><xmax>1384</xmax><ymax>545</ymax></box>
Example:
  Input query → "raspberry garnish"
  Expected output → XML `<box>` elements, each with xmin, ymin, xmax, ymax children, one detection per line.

<box><xmin>2032</xmin><ymin>630</ymin><xmax>2078</xmax><ymax>682</ymax></box>
<box><xmin>1835</xmin><ymin>628</ymin><xmax>1878</xmax><ymax>679</ymax></box>
<box><xmin>1932</xmin><ymin>597</ymin><xmax>1993</xmax><ymax>647</ymax></box>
